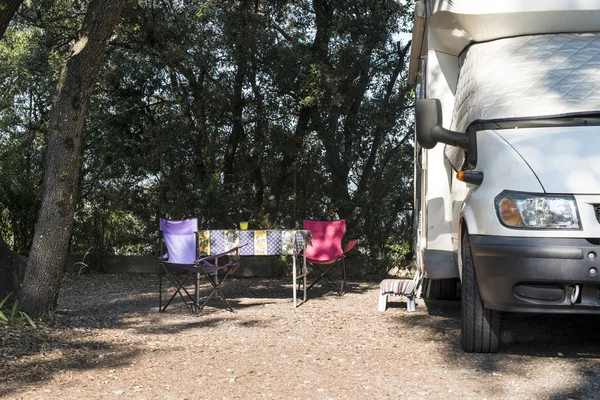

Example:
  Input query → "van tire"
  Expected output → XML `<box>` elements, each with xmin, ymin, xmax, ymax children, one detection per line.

<box><xmin>423</xmin><ymin>277</ymin><xmax>458</xmax><ymax>300</ymax></box>
<box><xmin>461</xmin><ymin>232</ymin><xmax>501</xmax><ymax>353</ymax></box>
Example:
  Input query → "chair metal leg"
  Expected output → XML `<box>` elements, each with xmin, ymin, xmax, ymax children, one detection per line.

<box><xmin>341</xmin><ymin>258</ymin><xmax>347</xmax><ymax>296</ymax></box>
<box><xmin>303</xmin><ymin>254</ymin><xmax>307</xmax><ymax>302</ymax></box>
<box><xmin>307</xmin><ymin>263</ymin><xmax>344</xmax><ymax>296</ymax></box>
<box><xmin>293</xmin><ymin>254</ymin><xmax>297</xmax><ymax>308</ymax></box>
<box><xmin>293</xmin><ymin>254</ymin><xmax>308</xmax><ymax>306</ymax></box>
<box><xmin>160</xmin><ymin>266</ymin><xmax>198</xmax><ymax>313</ymax></box>
<box><xmin>196</xmin><ymin>268</ymin><xmax>236</xmax><ymax>313</ymax></box>
<box><xmin>195</xmin><ymin>272</ymin><xmax>200</xmax><ymax>307</ymax></box>
<box><xmin>167</xmin><ymin>271</ymin><xmax>196</xmax><ymax>312</ymax></box>
<box><xmin>322</xmin><ymin>267</ymin><xmax>342</xmax><ymax>295</ymax></box>
<box><xmin>213</xmin><ymin>276</ymin><xmax>234</xmax><ymax>311</ymax></box>
<box><xmin>196</xmin><ymin>285</ymin><xmax>218</xmax><ymax>313</ymax></box>
<box><xmin>159</xmin><ymin>268</ymin><xmax>163</xmax><ymax>312</ymax></box>
<box><xmin>305</xmin><ymin>266</ymin><xmax>322</xmax><ymax>292</ymax></box>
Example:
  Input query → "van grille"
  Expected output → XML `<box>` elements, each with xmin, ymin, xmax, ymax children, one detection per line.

<box><xmin>595</xmin><ymin>205</ymin><xmax>600</xmax><ymax>224</ymax></box>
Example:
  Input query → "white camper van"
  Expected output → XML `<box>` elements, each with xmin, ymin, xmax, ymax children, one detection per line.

<box><xmin>410</xmin><ymin>0</ymin><xmax>600</xmax><ymax>353</ymax></box>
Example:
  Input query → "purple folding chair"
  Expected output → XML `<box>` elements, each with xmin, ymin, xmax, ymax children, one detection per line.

<box><xmin>303</xmin><ymin>219</ymin><xmax>358</xmax><ymax>296</ymax></box>
<box><xmin>159</xmin><ymin>218</ymin><xmax>246</xmax><ymax>313</ymax></box>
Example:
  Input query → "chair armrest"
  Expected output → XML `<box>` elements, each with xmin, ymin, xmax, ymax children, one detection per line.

<box><xmin>344</xmin><ymin>239</ymin><xmax>358</xmax><ymax>254</ymax></box>
<box><xmin>196</xmin><ymin>243</ymin><xmax>248</xmax><ymax>263</ymax></box>
<box><xmin>196</xmin><ymin>243</ymin><xmax>247</xmax><ymax>275</ymax></box>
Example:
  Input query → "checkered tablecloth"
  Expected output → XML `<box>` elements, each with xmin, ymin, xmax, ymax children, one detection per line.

<box><xmin>198</xmin><ymin>230</ymin><xmax>311</xmax><ymax>256</ymax></box>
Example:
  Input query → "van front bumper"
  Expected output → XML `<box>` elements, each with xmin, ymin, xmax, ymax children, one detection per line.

<box><xmin>470</xmin><ymin>235</ymin><xmax>600</xmax><ymax>314</ymax></box>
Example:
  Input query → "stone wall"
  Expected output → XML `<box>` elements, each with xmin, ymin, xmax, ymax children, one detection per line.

<box><xmin>64</xmin><ymin>254</ymin><xmax>367</xmax><ymax>278</ymax></box>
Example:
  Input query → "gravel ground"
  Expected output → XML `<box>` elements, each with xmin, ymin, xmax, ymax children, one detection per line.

<box><xmin>2</xmin><ymin>273</ymin><xmax>600</xmax><ymax>399</ymax></box>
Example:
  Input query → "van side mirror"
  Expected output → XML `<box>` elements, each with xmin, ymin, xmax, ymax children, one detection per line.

<box><xmin>415</xmin><ymin>98</ymin><xmax>468</xmax><ymax>150</ymax></box>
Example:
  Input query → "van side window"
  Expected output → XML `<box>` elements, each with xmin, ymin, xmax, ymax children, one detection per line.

<box><xmin>444</xmin><ymin>145</ymin><xmax>466</xmax><ymax>172</ymax></box>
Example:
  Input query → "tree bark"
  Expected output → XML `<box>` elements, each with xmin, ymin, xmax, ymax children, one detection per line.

<box><xmin>224</xmin><ymin>1</ymin><xmax>252</xmax><ymax>186</ymax></box>
<box><xmin>267</xmin><ymin>105</ymin><xmax>312</xmax><ymax>220</ymax></box>
<box><xmin>223</xmin><ymin>62</ymin><xmax>246</xmax><ymax>185</ymax></box>
<box><xmin>249</xmin><ymin>66</ymin><xmax>266</xmax><ymax>210</ymax></box>
<box><xmin>266</xmin><ymin>0</ymin><xmax>333</xmax><ymax>221</ymax></box>
<box><xmin>169</xmin><ymin>67</ymin><xmax>209</xmax><ymax>188</ymax></box>
<box><xmin>0</xmin><ymin>0</ymin><xmax>22</xmax><ymax>39</ymax></box>
<box><xmin>357</xmin><ymin>41</ymin><xmax>411</xmax><ymax>195</ymax></box>
<box><xmin>0</xmin><ymin>235</ymin><xmax>26</xmax><ymax>301</ymax></box>
<box><xmin>20</xmin><ymin>0</ymin><xmax>127</xmax><ymax>318</ymax></box>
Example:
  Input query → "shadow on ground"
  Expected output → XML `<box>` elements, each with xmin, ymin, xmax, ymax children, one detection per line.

<box><xmin>6</xmin><ymin>273</ymin><xmax>600</xmax><ymax>399</ymax></box>
<box><xmin>0</xmin><ymin>326</ymin><xmax>140</xmax><ymax>398</ymax></box>
<box><xmin>59</xmin><ymin>272</ymin><xmax>372</xmax><ymax>318</ymax></box>
<box><xmin>0</xmin><ymin>273</ymin><xmax>374</xmax><ymax>397</ymax></box>
<box><xmin>403</xmin><ymin>296</ymin><xmax>600</xmax><ymax>399</ymax></box>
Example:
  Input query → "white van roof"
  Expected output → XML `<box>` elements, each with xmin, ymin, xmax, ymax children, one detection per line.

<box><xmin>426</xmin><ymin>0</ymin><xmax>600</xmax><ymax>55</ymax></box>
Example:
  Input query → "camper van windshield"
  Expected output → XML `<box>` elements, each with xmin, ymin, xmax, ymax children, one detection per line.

<box><xmin>451</xmin><ymin>33</ymin><xmax>600</xmax><ymax>133</ymax></box>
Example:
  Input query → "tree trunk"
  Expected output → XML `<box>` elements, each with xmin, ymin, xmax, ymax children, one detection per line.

<box><xmin>224</xmin><ymin>2</ymin><xmax>252</xmax><ymax>186</ymax></box>
<box><xmin>357</xmin><ymin>41</ymin><xmax>411</xmax><ymax>195</ymax></box>
<box><xmin>267</xmin><ymin>105</ymin><xmax>312</xmax><ymax>220</ymax></box>
<box><xmin>0</xmin><ymin>235</ymin><xmax>26</xmax><ymax>301</ymax></box>
<box><xmin>0</xmin><ymin>0</ymin><xmax>22</xmax><ymax>39</ymax></box>
<box><xmin>249</xmin><ymin>66</ymin><xmax>266</xmax><ymax>211</ymax></box>
<box><xmin>223</xmin><ymin>63</ymin><xmax>246</xmax><ymax>185</ymax></box>
<box><xmin>20</xmin><ymin>0</ymin><xmax>127</xmax><ymax>318</ymax></box>
<box><xmin>266</xmin><ymin>0</ymin><xmax>333</xmax><ymax>221</ymax></box>
<box><xmin>169</xmin><ymin>67</ymin><xmax>209</xmax><ymax>189</ymax></box>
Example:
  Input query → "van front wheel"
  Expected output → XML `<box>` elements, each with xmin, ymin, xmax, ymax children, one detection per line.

<box><xmin>461</xmin><ymin>232</ymin><xmax>501</xmax><ymax>353</ymax></box>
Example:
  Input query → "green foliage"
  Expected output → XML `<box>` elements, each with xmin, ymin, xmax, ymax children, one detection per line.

<box><xmin>0</xmin><ymin>292</ymin><xmax>37</xmax><ymax>328</ymax></box>
<box><xmin>0</xmin><ymin>0</ymin><xmax>417</xmax><ymax>275</ymax></box>
<box><xmin>0</xmin><ymin>292</ymin><xmax>9</xmax><ymax>321</ymax></box>
<box><xmin>0</xmin><ymin>16</ymin><xmax>51</xmax><ymax>253</ymax></box>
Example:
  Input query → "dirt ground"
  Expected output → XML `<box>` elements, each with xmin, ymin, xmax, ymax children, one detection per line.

<box><xmin>2</xmin><ymin>273</ymin><xmax>600</xmax><ymax>400</ymax></box>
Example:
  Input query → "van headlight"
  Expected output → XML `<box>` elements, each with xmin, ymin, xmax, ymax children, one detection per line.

<box><xmin>495</xmin><ymin>191</ymin><xmax>581</xmax><ymax>229</ymax></box>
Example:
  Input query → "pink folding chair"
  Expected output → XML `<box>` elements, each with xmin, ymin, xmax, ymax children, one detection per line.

<box><xmin>303</xmin><ymin>219</ymin><xmax>358</xmax><ymax>296</ymax></box>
